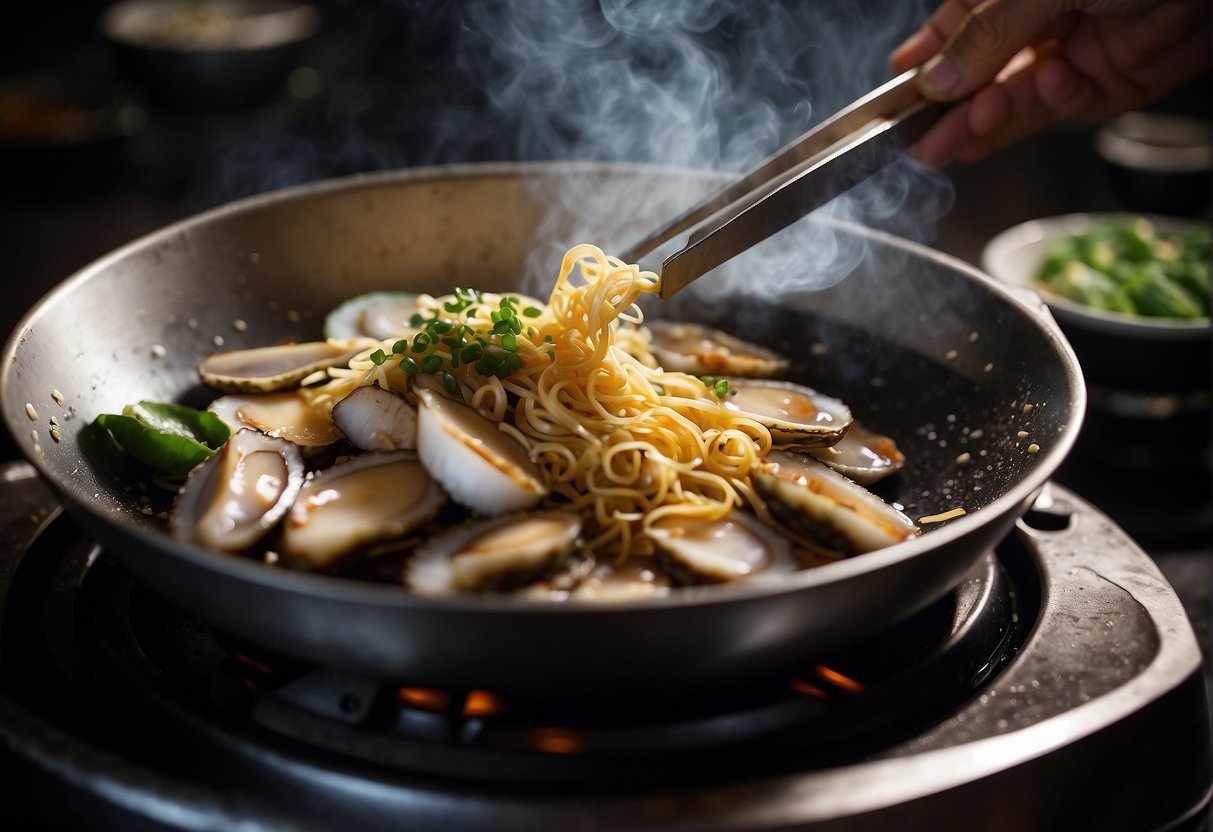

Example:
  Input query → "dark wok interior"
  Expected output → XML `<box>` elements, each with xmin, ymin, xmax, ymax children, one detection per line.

<box><xmin>5</xmin><ymin>166</ymin><xmax>1075</xmax><ymax>540</ymax></box>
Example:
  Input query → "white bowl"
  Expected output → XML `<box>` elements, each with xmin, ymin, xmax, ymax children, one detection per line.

<box><xmin>981</xmin><ymin>212</ymin><xmax>1209</xmax><ymax>340</ymax></box>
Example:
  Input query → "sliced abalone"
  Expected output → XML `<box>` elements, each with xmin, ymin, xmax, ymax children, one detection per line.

<box><xmin>755</xmin><ymin>450</ymin><xmax>919</xmax><ymax>556</ymax></box>
<box><xmin>810</xmin><ymin>421</ymin><xmax>906</xmax><ymax>486</ymax></box>
<box><xmin>406</xmin><ymin>512</ymin><xmax>582</xmax><ymax>595</ymax></box>
<box><xmin>569</xmin><ymin>556</ymin><xmax>672</xmax><ymax>601</ymax></box>
<box><xmin>647</xmin><ymin>321</ymin><xmax>789</xmax><ymax>377</ymax></box>
<box><xmin>413</xmin><ymin>385</ymin><xmax>548</xmax><ymax>515</ymax></box>
<box><xmin>170</xmin><ymin>429</ymin><xmax>304</xmax><ymax>552</ymax></box>
<box><xmin>722</xmin><ymin>378</ymin><xmax>852</xmax><ymax>448</ymax></box>
<box><xmin>280</xmin><ymin>450</ymin><xmax>446</xmax><ymax>569</ymax></box>
<box><xmin>198</xmin><ymin>340</ymin><xmax>370</xmax><ymax>393</ymax></box>
<box><xmin>648</xmin><ymin>510</ymin><xmax>797</xmax><ymax>584</ymax></box>
<box><xmin>332</xmin><ymin>386</ymin><xmax>418</xmax><ymax>451</ymax></box>
<box><xmin>209</xmin><ymin>391</ymin><xmax>341</xmax><ymax>451</ymax></box>
<box><xmin>324</xmin><ymin>292</ymin><xmax>422</xmax><ymax>340</ymax></box>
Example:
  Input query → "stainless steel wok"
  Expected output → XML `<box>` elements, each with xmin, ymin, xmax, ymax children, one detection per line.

<box><xmin>1</xmin><ymin>162</ymin><xmax>1084</xmax><ymax>695</ymax></box>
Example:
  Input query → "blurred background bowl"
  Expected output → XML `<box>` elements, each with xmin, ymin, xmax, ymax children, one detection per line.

<box><xmin>982</xmin><ymin>212</ymin><xmax>1210</xmax><ymax>401</ymax></box>
<box><xmin>101</xmin><ymin>0</ymin><xmax>321</xmax><ymax>113</ymax></box>
<box><xmin>1096</xmin><ymin>112</ymin><xmax>1211</xmax><ymax>217</ymax></box>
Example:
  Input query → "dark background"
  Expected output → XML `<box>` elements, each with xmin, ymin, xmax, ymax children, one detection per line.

<box><xmin>1</xmin><ymin>0</ymin><xmax>1209</xmax><ymax>656</ymax></box>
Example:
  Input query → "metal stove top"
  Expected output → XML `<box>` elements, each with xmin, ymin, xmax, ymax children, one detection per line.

<box><xmin>0</xmin><ymin>461</ymin><xmax>1208</xmax><ymax>831</ymax></box>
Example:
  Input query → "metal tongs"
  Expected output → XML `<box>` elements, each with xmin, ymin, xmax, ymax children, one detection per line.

<box><xmin>621</xmin><ymin>68</ymin><xmax>946</xmax><ymax>299</ymax></box>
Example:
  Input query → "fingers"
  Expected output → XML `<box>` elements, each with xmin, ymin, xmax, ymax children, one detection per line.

<box><xmin>892</xmin><ymin>0</ymin><xmax>982</xmax><ymax>73</ymax></box>
<box><xmin>911</xmin><ymin>47</ymin><xmax>1066</xmax><ymax>166</ymax></box>
<box><xmin>918</xmin><ymin>0</ymin><xmax>1060</xmax><ymax>99</ymax></box>
<box><xmin>910</xmin><ymin>103</ymin><xmax>974</xmax><ymax>166</ymax></box>
<box><xmin>914</xmin><ymin>0</ymin><xmax>1067</xmax><ymax>100</ymax></box>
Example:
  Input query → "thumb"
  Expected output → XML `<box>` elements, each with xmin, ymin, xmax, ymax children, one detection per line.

<box><xmin>918</xmin><ymin>0</ymin><xmax>1062</xmax><ymax>100</ymax></box>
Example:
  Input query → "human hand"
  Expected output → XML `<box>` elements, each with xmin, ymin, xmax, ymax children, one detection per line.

<box><xmin>891</xmin><ymin>0</ymin><xmax>1211</xmax><ymax>166</ymax></box>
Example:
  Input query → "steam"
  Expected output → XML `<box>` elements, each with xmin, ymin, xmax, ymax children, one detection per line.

<box><xmin>198</xmin><ymin>0</ymin><xmax>954</xmax><ymax>302</ymax></box>
<box><xmin>430</xmin><ymin>0</ymin><xmax>954</xmax><ymax>298</ymax></box>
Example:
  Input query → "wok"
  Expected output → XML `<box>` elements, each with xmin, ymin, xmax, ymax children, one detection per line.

<box><xmin>1</xmin><ymin>163</ymin><xmax>1084</xmax><ymax>695</ymax></box>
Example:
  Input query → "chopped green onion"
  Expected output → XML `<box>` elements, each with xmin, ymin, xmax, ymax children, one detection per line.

<box><xmin>421</xmin><ymin>354</ymin><xmax>443</xmax><ymax>374</ymax></box>
<box><xmin>441</xmin><ymin>371</ymin><xmax>458</xmax><ymax>393</ymax></box>
<box><xmin>400</xmin><ymin>356</ymin><xmax>419</xmax><ymax>375</ymax></box>
<box><xmin>522</xmin><ymin>307</ymin><xmax>542</xmax><ymax>318</ymax></box>
<box><xmin>391</xmin><ymin>339</ymin><xmax>410</xmax><ymax>355</ymax></box>
<box><xmin>369</xmin><ymin>348</ymin><xmax>387</xmax><ymax>366</ymax></box>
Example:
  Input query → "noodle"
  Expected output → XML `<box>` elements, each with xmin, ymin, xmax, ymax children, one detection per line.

<box><xmin>309</xmin><ymin>244</ymin><xmax>773</xmax><ymax>560</ymax></box>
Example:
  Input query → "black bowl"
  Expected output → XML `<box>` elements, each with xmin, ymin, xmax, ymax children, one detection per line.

<box><xmin>101</xmin><ymin>0</ymin><xmax>321</xmax><ymax>112</ymax></box>
<box><xmin>1096</xmin><ymin>112</ymin><xmax>1212</xmax><ymax>217</ymax></box>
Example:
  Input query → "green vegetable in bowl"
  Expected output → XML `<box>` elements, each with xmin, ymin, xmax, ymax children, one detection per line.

<box><xmin>1034</xmin><ymin>218</ymin><xmax>1210</xmax><ymax>319</ymax></box>
<box><xmin>93</xmin><ymin>401</ymin><xmax>230</xmax><ymax>473</ymax></box>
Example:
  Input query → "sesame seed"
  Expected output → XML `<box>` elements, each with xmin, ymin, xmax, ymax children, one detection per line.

<box><xmin>945</xmin><ymin>349</ymin><xmax>958</xmax><ymax>361</ymax></box>
<box><xmin>49</xmin><ymin>428</ymin><xmax>60</xmax><ymax>442</ymax></box>
<box><xmin>233</xmin><ymin>318</ymin><xmax>248</xmax><ymax>332</ymax></box>
<box><xmin>968</xmin><ymin>331</ymin><xmax>979</xmax><ymax>343</ymax></box>
<box><xmin>151</xmin><ymin>344</ymin><xmax>167</xmax><ymax>358</ymax></box>
<box><xmin>287</xmin><ymin>310</ymin><xmax>302</xmax><ymax>324</ymax></box>
<box><xmin>187</xmin><ymin>318</ymin><xmax>199</xmax><ymax>330</ymax></box>
<box><xmin>983</xmin><ymin>363</ymin><xmax>994</xmax><ymax>373</ymax></box>
<box><xmin>213</xmin><ymin>335</ymin><xmax>225</xmax><ymax>347</ymax></box>
<box><xmin>1027</xmin><ymin>443</ymin><xmax>1040</xmax><ymax>455</ymax></box>
<box><xmin>969</xmin><ymin>429</ymin><xmax>983</xmax><ymax>439</ymax></box>
<box><xmin>1017</xmin><ymin>430</ymin><xmax>1029</xmax><ymax>441</ymax></box>
<box><xmin>51</xmin><ymin>390</ymin><xmax>64</xmax><ymax>405</ymax></box>
<box><xmin>1022</xmin><ymin>403</ymin><xmax>1034</xmax><ymax>415</ymax></box>
<box><xmin>956</xmin><ymin>452</ymin><xmax>971</xmax><ymax>464</ymax></box>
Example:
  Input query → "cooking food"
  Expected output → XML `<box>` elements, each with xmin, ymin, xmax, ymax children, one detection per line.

<box><xmin>91</xmin><ymin>243</ymin><xmax>919</xmax><ymax>597</ymax></box>
<box><xmin>1034</xmin><ymin>217</ymin><xmax>1210</xmax><ymax>319</ymax></box>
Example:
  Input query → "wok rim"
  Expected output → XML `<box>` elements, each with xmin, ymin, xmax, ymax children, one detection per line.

<box><xmin>1</xmin><ymin>160</ymin><xmax>1086</xmax><ymax>615</ymax></box>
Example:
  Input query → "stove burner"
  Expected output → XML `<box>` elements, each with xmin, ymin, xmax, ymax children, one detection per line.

<box><xmin>0</xmin><ymin>463</ymin><xmax>1208</xmax><ymax>831</ymax></box>
<box><xmin>70</xmin><ymin>530</ymin><xmax>1019</xmax><ymax>784</ymax></box>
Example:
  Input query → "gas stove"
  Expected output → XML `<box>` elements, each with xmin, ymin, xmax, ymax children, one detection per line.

<box><xmin>0</xmin><ymin>460</ymin><xmax>1208</xmax><ymax>831</ymax></box>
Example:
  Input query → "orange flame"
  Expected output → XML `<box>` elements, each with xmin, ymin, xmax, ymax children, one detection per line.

<box><xmin>463</xmin><ymin>690</ymin><xmax>504</xmax><ymax>718</ymax></box>
<box><xmin>815</xmin><ymin>664</ymin><xmax>865</xmax><ymax>694</ymax></box>
<box><xmin>397</xmin><ymin>687</ymin><xmax>451</xmax><ymax>711</ymax></box>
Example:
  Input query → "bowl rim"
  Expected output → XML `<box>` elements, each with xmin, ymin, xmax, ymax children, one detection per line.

<box><xmin>981</xmin><ymin>211</ymin><xmax>1210</xmax><ymax>340</ymax></box>
<box><xmin>1096</xmin><ymin>112</ymin><xmax>1212</xmax><ymax>174</ymax></box>
<box><xmin>101</xmin><ymin>0</ymin><xmax>321</xmax><ymax>54</ymax></box>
